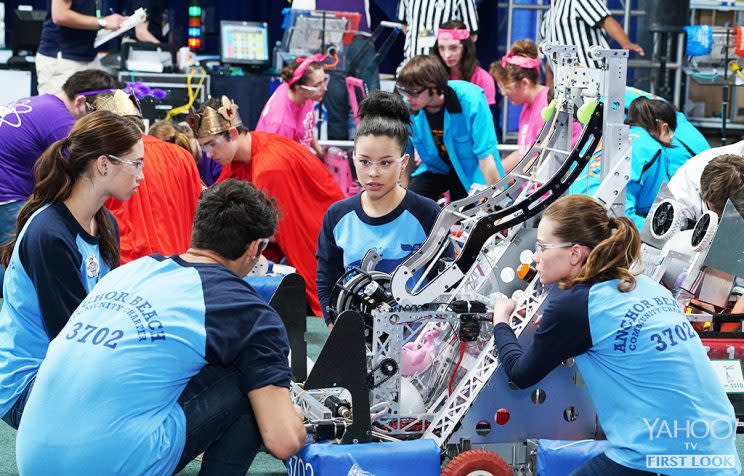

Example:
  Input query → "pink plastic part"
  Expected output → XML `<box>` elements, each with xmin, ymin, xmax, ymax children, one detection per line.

<box><xmin>324</xmin><ymin>146</ymin><xmax>362</xmax><ymax>197</ymax></box>
<box><xmin>401</xmin><ymin>329</ymin><xmax>441</xmax><ymax>376</ymax></box>
<box><xmin>346</xmin><ymin>76</ymin><xmax>367</xmax><ymax>126</ymax></box>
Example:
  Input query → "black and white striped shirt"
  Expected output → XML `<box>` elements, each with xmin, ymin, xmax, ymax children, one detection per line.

<box><xmin>396</xmin><ymin>0</ymin><xmax>479</xmax><ymax>63</ymax></box>
<box><xmin>539</xmin><ymin>0</ymin><xmax>610</xmax><ymax>68</ymax></box>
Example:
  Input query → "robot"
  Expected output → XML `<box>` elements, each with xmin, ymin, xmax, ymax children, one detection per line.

<box><xmin>291</xmin><ymin>43</ymin><xmax>637</xmax><ymax>475</ymax></box>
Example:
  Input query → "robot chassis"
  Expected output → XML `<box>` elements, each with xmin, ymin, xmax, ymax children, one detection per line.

<box><xmin>293</xmin><ymin>44</ymin><xmax>634</xmax><ymax>472</ymax></box>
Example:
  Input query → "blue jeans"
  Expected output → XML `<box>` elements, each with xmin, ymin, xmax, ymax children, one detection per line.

<box><xmin>570</xmin><ymin>453</ymin><xmax>659</xmax><ymax>476</ymax></box>
<box><xmin>326</xmin><ymin>34</ymin><xmax>381</xmax><ymax>140</ymax></box>
<box><xmin>173</xmin><ymin>365</ymin><xmax>262</xmax><ymax>476</ymax></box>
<box><xmin>1</xmin><ymin>378</ymin><xmax>35</xmax><ymax>429</ymax></box>
<box><xmin>0</xmin><ymin>200</ymin><xmax>24</xmax><ymax>298</ymax></box>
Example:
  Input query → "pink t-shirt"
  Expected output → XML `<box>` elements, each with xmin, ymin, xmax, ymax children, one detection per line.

<box><xmin>450</xmin><ymin>66</ymin><xmax>496</xmax><ymax>105</ymax></box>
<box><xmin>256</xmin><ymin>82</ymin><xmax>316</xmax><ymax>148</ymax></box>
<box><xmin>518</xmin><ymin>86</ymin><xmax>582</xmax><ymax>156</ymax></box>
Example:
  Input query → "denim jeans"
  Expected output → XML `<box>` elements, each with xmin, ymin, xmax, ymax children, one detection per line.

<box><xmin>570</xmin><ymin>453</ymin><xmax>659</xmax><ymax>476</ymax></box>
<box><xmin>326</xmin><ymin>34</ymin><xmax>381</xmax><ymax>140</ymax></box>
<box><xmin>0</xmin><ymin>200</ymin><xmax>24</xmax><ymax>298</ymax></box>
<box><xmin>173</xmin><ymin>365</ymin><xmax>262</xmax><ymax>476</ymax></box>
<box><xmin>1</xmin><ymin>378</ymin><xmax>34</xmax><ymax>429</ymax></box>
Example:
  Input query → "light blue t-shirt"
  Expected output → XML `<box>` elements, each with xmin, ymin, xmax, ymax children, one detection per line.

<box><xmin>16</xmin><ymin>255</ymin><xmax>291</xmax><ymax>476</ymax></box>
<box><xmin>0</xmin><ymin>202</ymin><xmax>113</xmax><ymax>417</ymax></box>
<box><xmin>494</xmin><ymin>275</ymin><xmax>740</xmax><ymax>475</ymax></box>
<box><xmin>316</xmin><ymin>191</ymin><xmax>441</xmax><ymax>322</ymax></box>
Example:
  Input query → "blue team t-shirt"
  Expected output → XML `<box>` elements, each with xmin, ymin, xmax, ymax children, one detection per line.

<box><xmin>0</xmin><ymin>202</ymin><xmax>113</xmax><ymax>417</ymax></box>
<box><xmin>316</xmin><ymin>190</ymin><xmax>440</xmax><ymax>322</ymax></box>
<box><xmin>0</xmin><ymin>94</ymin><xmax>75</xmax><ymax>203</ymax></box>
<box><xmin>16</xmin><ymin>254</ymin><xmax>292</xmax><ymax>476</ymax></box>
<box><xmin>38</xmin><ymin>0</ymin><xmax>98</xmax><ymax>62</ymax></box>
<box><xmin>493</xmin><ymin>275</ymin><xmax>741</xmax><ymax>475</ymax></box>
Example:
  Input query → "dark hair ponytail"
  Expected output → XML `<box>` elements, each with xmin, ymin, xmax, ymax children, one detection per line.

<box><xmin>544</xmin><ymin>195</ymin><xmax>641</xmax><ymax>292</ymax></box>
<box><xmin>0</xmin><ymin>110</ymin><xmax>142</xmax><ymax>269</ymax></box>
<box><xmin>355</xmin><ymin>91</ymin><xmax>411</xmax><ymax>152</ymax></box>
<box><xmin>626</xmin><ymin>97</ymin><xmax>677</xmax><ymax>146</ymax></box>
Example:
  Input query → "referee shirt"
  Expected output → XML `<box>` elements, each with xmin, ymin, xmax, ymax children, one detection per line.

<box><xmin>539</xmin><ymin>0</ymin><xmax>610</xmax><ymax>68</ymax></box>
<box><xmin>396</xmin><ymin>0</ymin><xmax>479</xmax><ymax>63</ymax></box>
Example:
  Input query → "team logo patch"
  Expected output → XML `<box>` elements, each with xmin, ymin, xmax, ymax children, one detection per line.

<box><xmin>86</xmin><ymin>255</ymin><xmax>100</xmax><ymax>278</ymax></box>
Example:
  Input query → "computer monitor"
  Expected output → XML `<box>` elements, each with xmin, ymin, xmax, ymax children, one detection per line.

<box><xmin>12</xmin><ymin>9</ymin><xmax>46</xmax><ymax>55</ymax></box>
<box><xmin>220</xmin><ymin>21</ymin><xmax>269</xmax><ymax>66</ymax></box>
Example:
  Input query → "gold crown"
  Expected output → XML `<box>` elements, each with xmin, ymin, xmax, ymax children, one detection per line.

<box><xmin>90</xmin><ymin>90</ymin><xmax>142</xmax><ymax>117</ymax></box>
<box><xmin>189</xmin><ymin>96</ymin><xmax>242</xmax><ymax>138</ymax></box>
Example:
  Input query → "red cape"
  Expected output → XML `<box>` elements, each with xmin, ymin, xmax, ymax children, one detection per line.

<box><xmin>106</xmin><ymin>135</ymin><xmax>203</xmax><ymax>264</ymax></box>
<box><xmin>217</xmin><ymin>132</ymin><xmax>344</xmax><ymax>316</ymax></box>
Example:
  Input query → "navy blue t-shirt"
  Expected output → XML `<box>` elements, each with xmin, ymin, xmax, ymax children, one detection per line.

<box><xmin>0</xmin><ymin>202</ymin><xmax>115</xmax><ymax>417</ymax></box>
<box><xmin>16</xmin><ymin>255</ymin><xmax>291</xmax><ymax>475</ymax></box>
<box><xmin>316</xmin><ymin>190</ymin><xmax>440</xmax><ymax>322</ymax></box>
<box><xmin>38</xmin><ymin>0</ymin><xmax>98</xmax><ymax>61</ymax></box>
<box><xmin>493</xmin><ymin>275</ymin><xmax>740</xmax><ymax>474</ymax></box>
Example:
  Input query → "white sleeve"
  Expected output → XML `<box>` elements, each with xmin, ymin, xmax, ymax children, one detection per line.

<box><xmin>668</xmin><ymin>157</ymin><xmax>707</xmax><ymax>221</ymax></box>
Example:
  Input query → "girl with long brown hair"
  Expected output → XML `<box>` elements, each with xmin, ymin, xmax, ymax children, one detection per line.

<box><xmin>432</xmin><ymin>20</ymin><xmax>495</xmax><ymax>107</ymax></box>
<box><xmin>0</xmin><ymin>110</ymin><xmax>143</xmax><ymax>430</ymax></box>
<box><xmin>492</xmin><ymin>195</ymin><xmax>740</xmax><ymax>475</ymax></box>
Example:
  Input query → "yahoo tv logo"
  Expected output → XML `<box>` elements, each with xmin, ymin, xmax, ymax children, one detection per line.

<box><xmin>643</xmin><ymin>417</ymin><xmax>738</xmax><ymax>469</ymax></box>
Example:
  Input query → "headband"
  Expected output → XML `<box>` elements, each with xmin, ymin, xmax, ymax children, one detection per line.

<box><xmin>288</xmin><ymin>54</ymin><xmax>328</xmax><ymax>86</ymax></box>
<box><xmin>79</xmin><ymin>88</ymin><xmax>114</xmax><ymax>97</ymax></box>
<box><xmin>437</xmin><ymin>28</ymin><xmax>469</xmax><ymax>41</ymax></box>
<box><xmin>500</xmin><ymin>51</ymin><xmax>541</xmax><ymax>70</ymax></box>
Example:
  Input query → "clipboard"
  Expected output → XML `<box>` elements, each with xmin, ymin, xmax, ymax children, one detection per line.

<box><xmin>94</xmin><ymin>8</ymin><xmax>147</xmax><ymax>48</ymax></box>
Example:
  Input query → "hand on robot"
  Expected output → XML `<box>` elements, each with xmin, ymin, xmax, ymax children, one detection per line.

<box><xmin>294</xmin><ymin>404</ymin><xmax>306</xmax><ymax>422</ymax></box>
<box><xmin>621</xmin><ymin>41</ymin><xmax>644</xmax><ymax>56</ymax></box>
<box><xmin>492</xmin><ymin>297</ymin><xmax>517</xmax><ymax>325</ymax></box>
<box><xmin>413</xmin><ymin>151</ymin><xmax>422</xmax><ymax>167</ymax></box>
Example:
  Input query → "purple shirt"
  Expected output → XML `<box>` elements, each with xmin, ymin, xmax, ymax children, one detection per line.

<box><xmin>197</xmin><ymin>151</ymin><xmax>222</xmax><ymax>186</ymax></box>
<box><xmin>0</xmin><ymin>94</ymin><xmax>75</xmax><ymax>203</ymax></box>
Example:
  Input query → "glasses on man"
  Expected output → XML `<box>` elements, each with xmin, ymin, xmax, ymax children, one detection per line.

<box><xmin>534</xmin><ymin>241</ymin><xmax>576</xmax><ymax>256</ymax></box>
<box><xmin>258</xmin><ymin>238</ymin><xmax>270</xmax><ymax>253</ymax></box>
<box><xmin>300</xmin><ymin>76</ymin><xmax>330</xmax><ymax>92</ymax></box>
<box><xmin>353</xmin><ymin>156</ymin><xmax>405</xmax><ymax>172</ymax></box>
<box><xmin>395</xmin><ymin>85</ymin><xmax>427</xmax><ymax>98</ymax></box>
<box><xmin>107</xmin><ymin>154</ymin><xmax>144</xmax><ymax>172</ymax></box>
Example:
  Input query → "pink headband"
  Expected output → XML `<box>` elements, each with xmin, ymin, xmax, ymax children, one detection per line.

<box><xmin>437</xmin><ymin>28</ymin><xmax>469</xmax><ymax>41</ymax></box>
<box><xmin>500</xmin><ymin>51</ymin><xmax>540</xmax><ymax>69</ymax></box>
<box><xmin>288</xmin><ymin>54</ymin><xmax>327</xmax><ymax>86</ymax></box>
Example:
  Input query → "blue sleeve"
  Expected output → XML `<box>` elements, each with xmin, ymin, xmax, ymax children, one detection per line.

<box><xmin>626</xmin><ymin>130</ymin><xmax>663</xmax><ymax>229</ymax></box>
<box><xmin>19</xmin><ymin>226</ymin><xmax>87</xmax><ymax>340</ymax></box>
<box><xmin>492</xmin><ymin>285</ymin><xmax>593</xmax><ymax>389</ymax></box>
<box><xmin>202</xmin><ymin>274</ymin><xmax>292</xmax><ymax>392</ymax></box>
<box><xmin>469</xmin><ymin>89</ymin><xmax>499</xmax><ymax>161</ymax></box>
<box><xmin>316</xmin><ymin>207</ymin><xmax>345</xmax><ymax>324</ymax></box>
<box><xmin>625</xmin><ymin>166</ymin><xmax>651</xmax><ymax>231</ymax></box>
<box><xmin>408</xmin><ymin>194</ymin><xmax>441</xmax><ymax>234</ymax></box>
